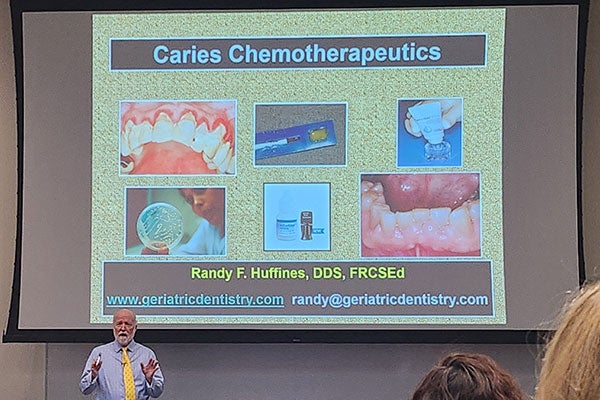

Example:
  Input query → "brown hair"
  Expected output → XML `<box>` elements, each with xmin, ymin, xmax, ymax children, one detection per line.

<box><xmin>411</xmin><ymin>353</ymin><xmax>527</xmax><ymax>400</ymax></box>
<box><xmin>535</xmin><ymin>280</ymin><xmax>600</xmax><ymax>400</ymax></box>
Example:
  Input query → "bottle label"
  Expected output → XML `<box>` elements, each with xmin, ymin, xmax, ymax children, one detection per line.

<box><xmin>276</xmin><ymin>219</ymin><xmax>297</xmax><ymax>240</ymax></box>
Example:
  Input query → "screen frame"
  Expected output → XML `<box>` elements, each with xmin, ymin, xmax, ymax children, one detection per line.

<box><xmin>4</xmin><ymin>0</ymin><xmax>588</xmax><ymax>344</ymax></box>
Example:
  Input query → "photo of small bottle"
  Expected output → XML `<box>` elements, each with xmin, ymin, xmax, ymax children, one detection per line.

<box><xmin>263</xmin><ymin>182</ymin><xmax>331</xmax><ymax>251</ymax></box>
<box><xmin>301</xmin><ymin>211</ymin><xmax>313</xmax><ymax>240</ymax></box>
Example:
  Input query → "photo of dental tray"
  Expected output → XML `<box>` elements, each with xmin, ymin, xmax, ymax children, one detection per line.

<box><xmin>255</xmin><ymin>120</ymin><xmax>337</xmax><ymax>160</ymax></box>
<box><xmin>254</xmin><ymin>103</ymin><xmax>347</xmax><ymax>166</ymax></box>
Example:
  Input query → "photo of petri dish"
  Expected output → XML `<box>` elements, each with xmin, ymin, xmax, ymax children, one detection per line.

<box><xmin>136</xmin><ymin>202</ymin><xmax>184</xmax><ymax>251</ymax></box>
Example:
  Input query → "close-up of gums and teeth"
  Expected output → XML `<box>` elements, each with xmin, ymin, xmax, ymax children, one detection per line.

<box><xmin>120</xmin><ymin>101</ymin><xmax>236</xmax><ymax>175</ymax></box>
<box><xmin>361</xmin><ymin>173</ymin><xmax>481</xmax><ymax>257</ymax></box>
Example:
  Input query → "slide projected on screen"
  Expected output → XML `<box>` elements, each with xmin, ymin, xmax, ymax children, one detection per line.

<box><xmin>90</xmin><ymin>9</ymin><xmax>505</xmax><ymax>325</ymax></box>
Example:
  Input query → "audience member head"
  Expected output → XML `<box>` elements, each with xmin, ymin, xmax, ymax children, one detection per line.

<box><xmin>535</xmin><ymin>280</ymin><xmax>600</xmax><ymax>400</ymax></box>
<box><xmin>410</xmin><ymin>352</ymin><xmax>527</xmax><ymax>400</ymax></box>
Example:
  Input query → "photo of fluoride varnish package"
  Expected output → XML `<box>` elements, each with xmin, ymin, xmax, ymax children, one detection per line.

<box><xmin>254</xmin><ymin>120</ymin><xmax>337</xmax><ymax>160</ymax></box>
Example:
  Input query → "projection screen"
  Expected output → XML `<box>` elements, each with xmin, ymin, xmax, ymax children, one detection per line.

<box><xmin>5</xmin><ymin>0</ymin><xmax>586</xmax><ymax>342</ymax></box>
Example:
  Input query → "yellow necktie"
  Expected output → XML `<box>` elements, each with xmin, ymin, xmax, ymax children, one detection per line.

<box><xmin>122</xmin><ymin>347</ymin><xmax>136</xmax><ymax>400</ymax></box>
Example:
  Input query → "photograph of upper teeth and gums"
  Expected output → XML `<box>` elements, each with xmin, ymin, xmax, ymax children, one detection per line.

<box><xmin>119</xmin><ymin>100</ymin><xmax>236</xmax><ymax>175</ymax></box>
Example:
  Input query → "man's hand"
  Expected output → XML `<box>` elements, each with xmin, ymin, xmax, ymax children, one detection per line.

<box><xmin>405</xmin><ymin>99</ymin><xmax>462</xmax><ymax>137</ymax></box>
<box><xmin>141</xmin><ymin>358</ymin><xmax>160</xmax><ymax>383</ymax></box>
<box><xmin>91</xmin><ymin>355</ymin><xmax>102</xmax><ymax>380</ymax></box>
<box><xmin>141</xmin><ymin>246</ymin><xmax>169</xmax><ymax>255</ymax></box>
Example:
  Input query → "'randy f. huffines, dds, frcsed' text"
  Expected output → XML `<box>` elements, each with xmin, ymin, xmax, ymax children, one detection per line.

<box><xmin>190</xmin><ymin>265</ymin><xmax>405</xmax><ymax>282</ymax></box>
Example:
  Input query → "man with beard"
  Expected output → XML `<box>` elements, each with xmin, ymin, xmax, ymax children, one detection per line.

<box><xmin>80</xmin><ymin>309</ymin><xmax>164</xmax><ymax>399</ymax></box>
